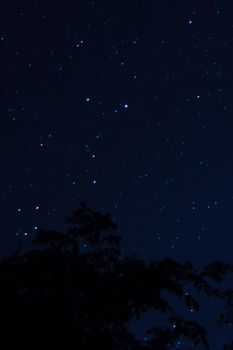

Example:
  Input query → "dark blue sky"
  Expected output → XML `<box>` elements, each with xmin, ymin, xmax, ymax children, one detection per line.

<box><xmin>1</xmin><ymin>0</ymin><xmax>233</xmax><ymax>268</ymax></box>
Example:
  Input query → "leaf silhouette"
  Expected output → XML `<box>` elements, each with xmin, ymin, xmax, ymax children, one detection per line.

<box><xmin>0</xmin><ymin>203</ymin><xmax>232</xmax><ymax>349</ymax></box>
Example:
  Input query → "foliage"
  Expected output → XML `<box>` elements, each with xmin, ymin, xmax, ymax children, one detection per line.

<box><xmin>0</xmin><ymin>202</ymin><xmax>232</xmax><ymax>349</ymax></box>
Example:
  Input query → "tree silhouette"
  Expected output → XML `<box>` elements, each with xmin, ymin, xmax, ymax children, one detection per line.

<box><xmin>0</xmin><ymin>202</ymin><xmax>232</xmax><ymax>349</ymax></box>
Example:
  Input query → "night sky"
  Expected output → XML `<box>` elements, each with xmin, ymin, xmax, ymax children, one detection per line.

<box><xmin>1</xmin><ymin>0</ymin><xmax>233</xmax><ymax>267</ymax></box>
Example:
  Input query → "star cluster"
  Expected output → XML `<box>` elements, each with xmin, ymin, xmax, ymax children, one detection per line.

<box><xmin>1</xmin><ymin>1</ymin><xmax>233</xmax><ymax>266</ymax></box>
